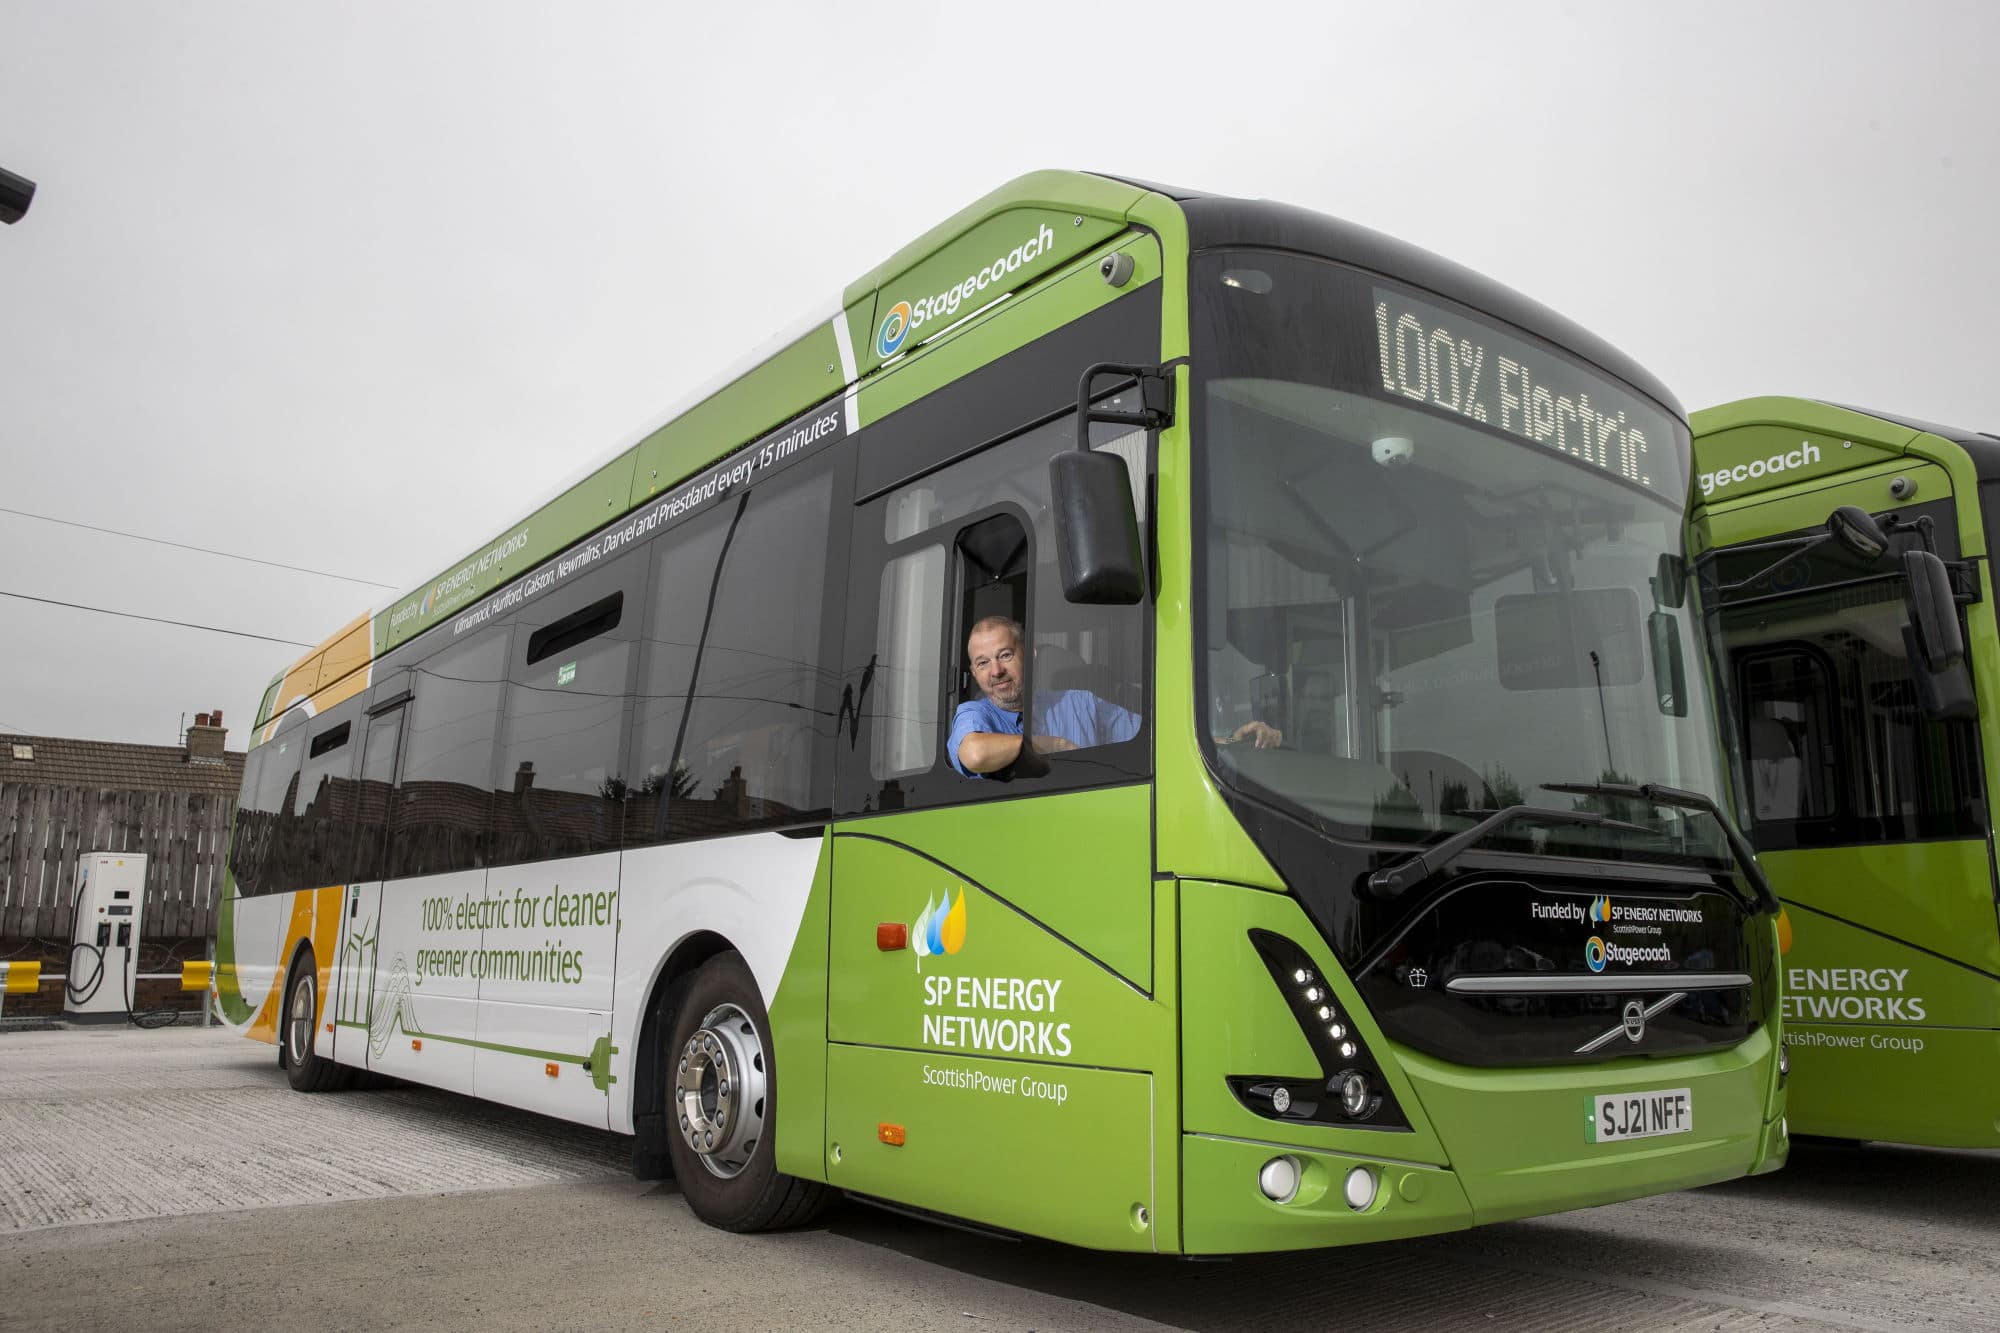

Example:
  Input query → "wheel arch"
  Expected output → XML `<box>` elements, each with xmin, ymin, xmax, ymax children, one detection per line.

<box><xmin>275</xmin><ymin>935</ymin><xmax>316</xmax><ymax>1069</ymax></box>
<box><xmin>631</xmin><ymin>930</ymin><xmax>740</xmax><ymax>1156</ymax></box>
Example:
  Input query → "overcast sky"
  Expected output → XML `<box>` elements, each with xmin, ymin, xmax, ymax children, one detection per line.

<box><xmin>2</xmin><ymin>1</ymin><xmax>1995</xmax><ymax>749</ymax></box>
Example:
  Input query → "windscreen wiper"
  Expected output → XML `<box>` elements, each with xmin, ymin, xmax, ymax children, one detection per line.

<box><xmin>1366</xmin><ymin>805</ymin><xmax>1651</xmax><ymax>901</ymax></box>
<box><xmin>1541</xmin><ymin>781</ymin><xmax>1780</xmax><ymax>914</ymax></box>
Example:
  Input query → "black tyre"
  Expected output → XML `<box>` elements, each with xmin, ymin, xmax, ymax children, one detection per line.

<box><xmin>282</xmin><ymin>950</ymin><xmax>352</xmax><ymax>1093</ymax></box>
<box><xmin>663</xmin><ymin>952</ymin><xmax>830</xmax><ymax>1231</ymax></box>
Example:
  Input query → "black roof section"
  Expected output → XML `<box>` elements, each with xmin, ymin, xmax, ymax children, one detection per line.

<box><xmin>1178</xmin><ymin>196</ymin><xmax>1685</xmax><ymax>422</ymax></box>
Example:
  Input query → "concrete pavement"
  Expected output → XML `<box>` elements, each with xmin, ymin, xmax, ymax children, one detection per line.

<box><xmin>2</xmin><ymin>1027</ymin><xmax>1995</xmax><ymax>1331</ymax></box>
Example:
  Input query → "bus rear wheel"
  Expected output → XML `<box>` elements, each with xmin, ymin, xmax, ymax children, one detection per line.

<box><xmin>664</xmin><ymin>953</ymin><xmax>829</xmax><ymax>1232</ymax></box>
<box><xmin>282</xmin><ymin>948</ymin><xmax>352</xmax><ymax>1093</ymax></box>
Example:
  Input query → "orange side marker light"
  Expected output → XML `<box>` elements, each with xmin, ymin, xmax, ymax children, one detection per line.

<box><xmin>877</xmin><ymin>923</ymin><xmax>907</xmax><ymax>951</ymax></box>
<box><xmin>411</xmin><ymin>1039</ymin><xmax>422</xmax><ymax>1052</ymax></box>
<box><xmin>878</xmin><ymin>1122</ymin><xmax>905</xmax><ymax>1147</ymax></box>
<box><xmin>324</xmin><ymin>1023</ymin><xmax>334</xmax><ymax>1035</ymax></box>
<box><xmin>545</xmin><ymin>1062</ymin><xmax>560</xmax><ymax>1078</ymax></box>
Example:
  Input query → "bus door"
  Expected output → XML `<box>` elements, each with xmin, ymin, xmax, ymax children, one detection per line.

<box><xmin>825</xmin><ymin>398</ymin><xmax>1164</xmax><ymax>1251</ymax></box>
<box><xmin>1705</xmin><ymin>486</ymin><xmax>2000</xmax><ymax>1144</ymax></box>
<box><xmin>331</xmin><ymin>681</ymin><xmax>405</xmax><ymax>1071</ymax></box>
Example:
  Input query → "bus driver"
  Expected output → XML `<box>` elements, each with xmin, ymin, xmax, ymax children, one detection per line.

<box><xmin>948</xmin><ymin>616</ymin><xmax>1282</xmax><ymax>778</ymax></box>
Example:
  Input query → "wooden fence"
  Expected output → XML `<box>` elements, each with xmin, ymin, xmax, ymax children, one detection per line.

<box><xmin>0</xmin><ymin>784</ymin><xmax>234</xmax><ymax>940</ymax></box>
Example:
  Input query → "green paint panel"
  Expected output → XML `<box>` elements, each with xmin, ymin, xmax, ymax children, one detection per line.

<box><xmin>860</xmin><ymin>208</ymin><xmax>1128</xmax><ymax>375</ymax></box>
<box><xmin>834</xmin><ymin>786</ymin><xmax>1155</xmax><ymax>990</ymax></box>
<box><xmin>769</xmin><ymin>833</ymin><xmax>833</xmax><ymax>1182</ymax></box>
<box><xmin>843</xmin><ymin>170</ymin><xmax>1151</xmax><ymax>309</ymax></box>
<box><xmin>1692</xmin><ymin>421</ymin><xmax>1911</xmax><ymax>511</ymax></box>
<box><xmin>856</xmin><ymin>233</ymin><xmax>1160</xmax><ymax>426</ymax></box>
<box><xmin>1177</xmin><ymin>881</ymin><xmax>1448</xmax><ymax>1165</ymax></box>
<box><xmin>1179</xmin><ymin>1134</ymin><xmax>1472</xmax><ymax>1254</ymax></box>
<box><xmin>825</xmin><ymin>1043</ymin><xmax>1157</xmax><ymax>1252</ymax></box>
<box><xmin>1777</xmin><ymin>892</ymin><xmax>2000</xmax><ymax>1147</ymax></box>
<box><xmin>1694</xmin><ymin>460</ymin><xmax>1954</xmax><ymax>557</ymax></box>
<box><xmin>375</xmin><ymin>450</ymin><xmax>639</xmax><ymax>654</ymax></box>
<box><xmin>825</xmin><ymin>825</ymin><xmax>1165</xmax><ymax>1065</ymax></box>
<box><xmin>628</xmin><ymin>322</ymin><xmax>848</xmax><ymax>505</ymax></box>
<box><xmin>1396</xmin><ymin>1032</ymin><xmax>1779</xmax><ymax>1224</ymax></box>
<box><xmin>213</xmin><ymin>882</ymin><xmax>255</xmax><ymax>1025</ymax></box>
<box><xmin>1769</xmin><ymin>843</ymin><xmax>2000</xmax><ymax>978</ymax></box>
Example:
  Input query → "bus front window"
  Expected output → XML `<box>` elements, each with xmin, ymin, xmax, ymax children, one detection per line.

<box><xmin>1192</xmin><ymin>251</ymin><xmax>1726</xmax><ymax>850</ymax></box>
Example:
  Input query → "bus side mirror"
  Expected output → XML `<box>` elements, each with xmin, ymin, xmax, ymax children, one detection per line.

<box><xmin>1655</xmin><ymin>553</ymin><xmax>1688</xmax><ymax>609</ymax></box>
<box><xmin>1827</xmin><ymin>505</ymin><xmax>1890</xmax><ymax>561</ymax></box>
<box><xmin>1902</xmin><ymin>548</ymin><xmax>1965</xmax><ymax>671</ymax></box>
<box><xmin>1049</xmin><ymin>450</ymin><xmax>1144</xmax><ymax>604</ymax></box>
<box><xmin>1647</xmin><ymin>611</ymin><xmax>1689</xmax><ymax>716</ymax></box>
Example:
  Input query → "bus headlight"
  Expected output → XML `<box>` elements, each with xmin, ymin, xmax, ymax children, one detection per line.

<box><xmin>1339</xmin><ymin>1071</ymin><xmax>1370</xmax><ymax>1118</ymax></box>
<box><xmin>1778</xmin><ymin>1037</ymin><xmax>1790</xmax><ymax>1084</ymax></box>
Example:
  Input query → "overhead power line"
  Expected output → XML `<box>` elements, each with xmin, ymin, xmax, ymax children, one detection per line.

<box><xmin>0</xmin><ymin>505</ymin><xmax>396</xmax><ymax>588</ymax></box>
<box><xmin>0</xmin><ymin>589</ymin><xmax>315</xmax><ymax>648</ymax></box>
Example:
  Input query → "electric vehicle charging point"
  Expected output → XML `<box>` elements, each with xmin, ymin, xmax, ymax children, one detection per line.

<box><xmin>63</xmin><ymin>852</ymin><xmax>148</xmax><ymax>1023</ymax></box>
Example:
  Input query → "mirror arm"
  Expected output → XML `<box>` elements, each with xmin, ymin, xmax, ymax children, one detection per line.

<box><xmin>1714</xmin><ymin>532</ymin><xmax>1832</xmax><ymax>596</ymax></box>
<box><xmin>1074</xmin><ymin>363</ymin><xmax>1174</xmax><ymax>451</ymax></box>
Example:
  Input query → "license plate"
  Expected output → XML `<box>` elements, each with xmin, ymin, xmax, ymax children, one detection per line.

<box><xmin>1588</xmin><ymin>1086</ymin><xmax>1692</xmax><ymax>1143</ymax></box>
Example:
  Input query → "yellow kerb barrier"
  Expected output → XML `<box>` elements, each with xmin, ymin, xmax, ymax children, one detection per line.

<box><xmin>3</xmin><ymin>961</ymin><xmax>42</xmax><ymax>993</ymax></box>
<box><xmin>180</xmin><ymin>960</ymin><xmax>214</xmax><ymax>992</ymax></box>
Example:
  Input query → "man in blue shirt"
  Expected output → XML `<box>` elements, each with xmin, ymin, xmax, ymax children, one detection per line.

<box><xmin>948</xmin><ymin>616</ymin><xmax>1139</xmax><ymax>778</ymax></box>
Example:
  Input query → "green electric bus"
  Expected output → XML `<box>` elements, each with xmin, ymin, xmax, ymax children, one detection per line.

<box><xmin>1692</xmin><ymin>396</ymin><xmax>2000</xmax><ymax>1148</ymax></box>
<box><xmin>216</xmin><ymin>171</ymin><xmax>1786</xmax><ymax>1254</ymax></box>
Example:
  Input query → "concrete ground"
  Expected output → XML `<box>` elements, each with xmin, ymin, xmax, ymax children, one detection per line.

<box><xmin>1</xmin><ymin>1027</ymin><xmax>1995</xmax><ymax>1332</ymax></box>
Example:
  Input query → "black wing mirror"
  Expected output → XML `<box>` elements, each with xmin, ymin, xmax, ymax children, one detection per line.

<box><xmin>1903</xmin><ymin>548</ymin><xmax>1965</xmax><ymax>670</ymax></box>
<box><xmin>1826</xmin><ymin>505</ymin><xmax>1891</xmax><ymax>561</ymax></box>
<box><xmin>1050</xmin><ymin>363</ymin><xmax>1170</xmax><ymax>605</ymax></box>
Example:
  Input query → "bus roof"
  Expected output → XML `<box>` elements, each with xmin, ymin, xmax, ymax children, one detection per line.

<box><xmin>254</xmin><ymin>169</ymin><xmax>1697</xmax><ymax>735</ymax></box>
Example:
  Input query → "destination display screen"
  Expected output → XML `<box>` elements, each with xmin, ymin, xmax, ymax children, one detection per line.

<box><xmin>1370</xmin><ymin>284</ymin><xmax>1685</xmax><ymax>502</ymax></box>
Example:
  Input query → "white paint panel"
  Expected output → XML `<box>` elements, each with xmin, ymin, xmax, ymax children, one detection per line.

<box><xmin>369</xmin><ymin>867</ymin><xmax>484</xmax><ymax>1095</ymax></box>
<box><xmin>473</xmin><ymin>1000</ymin><xmax>613</xmax><ymax>1126</ymax></box>
<box><xmin>328</xmin><ymin>882</ymin><xmax>381</xmax><ymax>1067</ymax></box>
<box><xmin>604</xmin><ymin>830</ymin><xmax>823</xmax><ymax>1134</ymax></box>
<box><xmin>477</xmin><ymin>852</ymin><xmax>619</xmax><ymax>1012</ymax></box>
<box><xmin>226</xmin><ymin>891</ymin><xmax>289</xmax><ymax>1033</ymax></box>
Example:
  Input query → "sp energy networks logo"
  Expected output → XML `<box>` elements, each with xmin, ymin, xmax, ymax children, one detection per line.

<box><xmin>874</xmin><ymin>221</ymin><xmax>1060</xmax><ymax>359</ymax></box>
<box><xmin>911</xmin><ymin>887</ymin><xmax>968</xmax><ymax>966</ymax></box>
<box><xmin>1589</xmin><ymin>895</ymin><xmax>1611</xmax><ymax>926</ymax></box>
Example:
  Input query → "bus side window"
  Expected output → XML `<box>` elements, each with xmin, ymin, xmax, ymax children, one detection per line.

<box><xmin>294</xmin><ymin>712</ymin><xmax>359</xmax><ymax>891</ymax></box>
<box><xmin>388</xmin><ymin>628</ymin><xmax>508</xmax><ymax>879</ymax></box>
<box><xmin>491</xmin><ymin>561</ymin><xmax>639</xmax><ymax>866</ymax></box>
<box><xmin>626</xmin><ymin>463</ymin><xmax>835</xmax><ymax>845</ymax></box>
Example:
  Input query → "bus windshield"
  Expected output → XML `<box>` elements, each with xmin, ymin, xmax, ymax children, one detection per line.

<box><xmin>1192</xmin><ymin>250</ymin><xmax>1725</xmax><ymax>851</ymax></box>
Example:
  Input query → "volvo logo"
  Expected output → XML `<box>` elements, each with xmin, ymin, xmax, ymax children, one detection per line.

<box><xmin>1621</xmin><ymin>999</ymin><xmax>1648</xmax><ymax>1042</ymax></box>
<box><xmin>1576</xmin><ymin>992</ymin><xmax>1687</xmax><ymax>1055</ymax></box>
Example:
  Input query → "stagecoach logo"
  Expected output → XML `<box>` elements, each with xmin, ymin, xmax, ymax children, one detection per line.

<box><xmin>1587</xmin><ymin>936</ymin><xmax>1674</xmax><ymax>971</ymax></box>
<box><xmin>875</xmin><ymin>301</ymin><xmax>914</xmax><ymax>358</ymax></box>
<box><xmin>874</xmin><ymin>221</ymin><xmax>1060</xmax><ymax>360</ymax></box>
<box><xmin>911</xmin><ymin>888</ymin><xmax>968</xmax><ymax>968</ymax></box>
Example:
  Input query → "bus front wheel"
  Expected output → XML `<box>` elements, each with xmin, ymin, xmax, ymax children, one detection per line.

<box><xmin>664</xmin><ymin>952</ymin><xmax>830</xmax><ymax>1231</ymax></box>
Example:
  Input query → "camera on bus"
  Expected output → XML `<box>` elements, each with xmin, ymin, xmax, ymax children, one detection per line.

<box><xmin>1372</xmin><ymin>435</ymin><xmax>1414</xmax><ymax>468</ymax></box>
